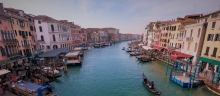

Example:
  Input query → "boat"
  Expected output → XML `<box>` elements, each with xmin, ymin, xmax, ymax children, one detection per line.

<box><xmin>10</xmin><ymin>81</ymin><xmax>57</xmax><ymax>96</ymax></box>
<box><xmin>73</xmin><ymin>47</ymin><xmax>84</xmax><ymax>57</ymax></box>
<box><xmin>205</xmin><ymin>81</ymin><xmax>220</xmax><ymax>95</ymax></box>
<box><xmin>94</xmin><ymin>43</ymin><xmax>103</xmax><ymax>48</ymax></box>
<box><xmin>122</xmin><ymin>47</ymin><xmax>125</xmax><ymax>50</ymax></box>
<box><xmin>142</xmin><ymin>73</ymin><xmax>161</xmax><ymax>95</ymax></box>
<box><xmin>65</xmin><ymin>51</ymin><xmax>82</xmax><ymax>65</ymax></box>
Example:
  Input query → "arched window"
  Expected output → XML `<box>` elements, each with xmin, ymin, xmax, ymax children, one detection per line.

<box><xmin>190</xmin><ymin>29</ymin><xmax>193</xmax><ymax>37</ymax></box>
<box><xmin>39</xmin><ymin>26</ymin><xmax>42</xmax><ymax>32</ymax></box>
<box><xmin>194</xmin><ymin>43</ymin><xmax>198</xmax><ymax>52</ymax></box>
<box><xmin>52</xmin><ymin>34</ymin><xmax>56</xmax><ymax>41</ymax></box>
<box><xmin>182</xmin><ymin>42</ymin><xmax>184</xmax><ymax>49</ymax></box>
<box><xmin>187</xmin><ymin>43</ymin><xmax>190</xmax><ymax>51</ymax></box>
<box><xmin>41</xmin><ymin>35</ymin><xmax>44</xmax><ymax>41</ymax></box>
<box><xmin>197</xmin><ymin>28</ymin><xmax>201</xmax><ymax>38</ymax></box>
<box><xmin>51</xmin><ymin>24</ymin><xmax>54</xmax><ymax>31</ymax></box>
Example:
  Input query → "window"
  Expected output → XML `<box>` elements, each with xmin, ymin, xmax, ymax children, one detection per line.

<box><xmin>190</xmin><ymin>29</ymin><xmax>193</xmax><ymax>37</ymax></box>
<box><xmin>30</xmin><ymin>26</ymin><xmax>33</xmax><ymax>31</ymax></box>
<box><xmin>47</xmin><ymin>46</ymin><xmax>50</xmax><ymax>49</ymax></box>
<box><xmin>184</xmin><ymin>30</ymin><xmax>186</xmax><ymax>37</ymax></box>
<box><xmin>38</xmin><ymin>20</ymin><xmax>41</xmax><ymax>24</ymax></box>
<box><xmin>52</xmin><ymin>34</ymin><xmax>56</xmax><ymax>41</ymax></box>
<box><xmin>51</xmin><ymin>24</ymin><xmax>54</xmax><ymax>31</ymax></box>
<box><xmin>212</xmin><ymin>48</ymin><xmax>218</xmax><ymax>57</ymax></box>
<box><xmin>41</xmin><ymin>35</ymin><xmax>44</xmax><ymax>41</ymax></box>
<box><xmin>0</xmin><ymin>20</ymin><xmax>2</xmax><ymax>24</ymax></box>
<box><xmin>207</xmin><ymin>34</ymin><xmax>214</xmax><ymax>41</ymax></box>
<box><xmin>14</xmin><ymin>30</ymin><xmax>17</xmax><ymax>36</ymax></box>
<box><xmin>212</xmin><ymin>22</ymin><xmax>216</xmax><ymax>28</ymax></box>
<box><xmin>197</xmin><ymin>28</ymin><xmax>201</xmax><ymax>38</ymax></box>
<box><xmin>187</xmin><ymin>43</ymin><xmax>190</xmax><ymax>51</ymax></box>
<box><xmin>25</xmin><ymin>31</ymin><xmax>28</xmax><ymax>36</ymax></box>
<box><xmin>19</xmin><ymin>31</ymin><xmax>21</xmax><ymax>36</ymax></box>
<box><xmin>214</xmin><ymin>34</ymin><xmax>220</xmax><ymax>41</ymax></box>
<box><xmin>29</xmin><ymin>32</ymin><xmax>31</xmax><ymax>36</ymax></box>
<box><xmin>17</xmin><ymin>20</ymin><xmax>19</xmax><ymax>25</ymax></box>
<box><xmin>204</xmin><ymin>47</ymin><xmax>210</xmax><ymax>55</ymax></box>
<box><xmin>194</xmin><ymin>43</ymin><xmax>197</xmax><ymax>52</ymax></box>
<box><xmin>11</xmin><ymin>19</ymin><xmax>14</xmax><ymax>24</ymax></box>
<box><xmin>39</xmin><ymin>26</ymin><xmax>42</xmax><ymax>32</ymax></box>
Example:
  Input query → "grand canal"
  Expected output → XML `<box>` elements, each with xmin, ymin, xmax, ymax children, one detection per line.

<box><xmin>50</xmin><ymin>42</ymin><xmax>217</xmax><ymax>96</ymax></box>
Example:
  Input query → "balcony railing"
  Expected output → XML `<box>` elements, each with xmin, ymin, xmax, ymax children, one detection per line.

<box><xmin>186</xmin><ymin>37</ymin><xmax>193</xmax><ymax>42</ymax></box>
<box><xmin>2</xmin><ymin>39</ymin><xmax>18</xmax><ymax>43</ymax></box>
<box><xmin>23</xmin><ymin>44</ymin><xmax>30</xmax><ymax>49</ymax></box>
<box><xmin>177</xmin><ymin>37</ymin><xmax>183</xmax><ymax>41</ymax></box>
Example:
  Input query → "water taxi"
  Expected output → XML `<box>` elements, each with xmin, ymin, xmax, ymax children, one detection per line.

<box><xmin>65</xmin><ymin>51</ymin><xmax>82</xmax><ymax>65</ymax></box>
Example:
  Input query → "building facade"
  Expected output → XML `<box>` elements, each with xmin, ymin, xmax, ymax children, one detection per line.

<box><xmin>4</xmin><ymin>8</ymin><xmax>34</xmax><ymax>56</ymax></box>
<box><xmin>0</xmin><ymin>4</ymin><xmax>19</xmax><ymax>61</ymax></box>
<box><xmin>198</xmin><ymin>10</ymin><xmax>220</xmax><ymax>72</ymax></box>
<box><xmin>34</xmin><ymin>15</ymin><xmax>72</xmax><ymax>52</ymax></box>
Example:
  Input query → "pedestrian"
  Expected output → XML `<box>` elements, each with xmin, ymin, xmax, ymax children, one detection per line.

<box><xmin>1</xmin><ymin>84</ymin><xmax>5</xmax><ymax>94</ymax></box>
<box><xmin>16</xmin><ymin>70</ymin><xmax>18</xmax><ymax>76</ymax></box>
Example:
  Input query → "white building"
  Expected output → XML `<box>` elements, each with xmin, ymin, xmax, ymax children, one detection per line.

<box><xmin>34</xmin><ymin>15</ymin><xmax>73</xmax><ymax>52</ymax></box>
<box><xmin>181</xmin><ymin>22</ymin><xmax>206</xmax><ymax>65</ymax></box>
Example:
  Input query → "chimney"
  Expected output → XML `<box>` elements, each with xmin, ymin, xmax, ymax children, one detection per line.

<box><xmin>0</xmin><ymin>3</ymin><xmax>5</xmax><ymax>16</ymax></box>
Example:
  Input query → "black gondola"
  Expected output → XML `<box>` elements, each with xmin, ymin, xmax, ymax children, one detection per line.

<box><xmin>142</xmin><ymin>73</ymin><xmax>161</xmax><ymax>95</ymax></box>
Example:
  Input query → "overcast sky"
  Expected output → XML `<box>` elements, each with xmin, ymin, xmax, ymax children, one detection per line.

<box><xmin>1</xmin><ymin>0</ymin><xmax>220</xmax><ymax>34</ymax></box>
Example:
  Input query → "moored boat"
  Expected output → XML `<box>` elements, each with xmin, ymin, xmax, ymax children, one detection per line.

<box><xmin>122</xmin><ymin>47</ymin><xmax>125</xmax><ymax>50</ymax></box>
<box><xmin>142</xmin><ymin>73</ymin><xmax>161</xmax><ymax>95</ymax></box>
<box><xmin>65</xmin><ymin>51</ymin><xmax>82</xmax><ymax>65</ymax></box>
<box><xmin>205</xmin><ymin>81</ymin><xmax>220</xmax><ymax>95</ymax></box>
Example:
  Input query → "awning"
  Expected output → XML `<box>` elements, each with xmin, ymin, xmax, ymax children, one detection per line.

<box><xmin>170</xmin><ymin>55</ymin><xmax>185</xmax><ymax>60</ymax></box>
<box><xmin>37</xmin><ymin>49</ymin><xmax>43</xmax><ymax>53</ymax></box>
<box><xmin>153</xmin><ymin>46</ymin><xmax>164</xmax><ymax>51</ymax></box>
<box><xmin>167</xmin><ymin>50</ymin><xmax>175</xmax><ymax>53</ymax></box>
<box><xmin>28</xmin><ymin>55</ymin><xmax>35</xmax><ymax>59</ymax></box>
<box><xmin>0</xmin><ymin>69</ymin><xmax>10</xmax><ymax>76</ymax></box>
<box><xmin>197</xmin><ymin>57</ymin><xmax>220</xmax><ymax>66</ymax></box>
<box><xmin>0</xmin><ymin>57</ymin><xmax>21</xmax><ymax>66</ymax></box>
<box><xmin>173</xmin><ymin>51</ymin><xmax>193</xmax><ymax>59</ymax></box>
<box><xmin>142</xmin><ymin>46</ymin><xmax>154</xmax><ymax>50</ymax></box>
<box><xmin>35</xmin><ymin>58</ymin><xmax>42</xmax><ymax>61</ymax></box>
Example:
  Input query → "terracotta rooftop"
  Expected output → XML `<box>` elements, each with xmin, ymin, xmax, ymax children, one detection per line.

<box><xmin>184</xmin><ymin>14</ymin><xmax>202</xmax><ymax>19</ymax></box>
<box><xmin>4</xmin><ymin>8</ymin><xmax>21</xmax><ymax>14</ymax></box>
<box><xmin>34</xmin><ymin>15</ymin><xmax>57</xmax><ymax>22</ymax></box>
<box><xmin>201</xmin><ymin>10</ymin><xmax>220</xmax><ymax>17</ymax></box>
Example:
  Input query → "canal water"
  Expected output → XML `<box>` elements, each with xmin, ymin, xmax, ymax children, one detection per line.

<box><xmin>50</xmin><ymin>42</ymin><xmax>217</xmax><ymax>96</ymax></box>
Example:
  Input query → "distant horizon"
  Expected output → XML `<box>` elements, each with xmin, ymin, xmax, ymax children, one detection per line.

<box><xmin>1</xmin><ymin>0</ymin><xmax>220</xmax><ymax>34</ymax></box>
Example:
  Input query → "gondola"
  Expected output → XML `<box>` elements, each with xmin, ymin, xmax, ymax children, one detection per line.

<box><xmin>142</xmin><ymin>73</ymin><xmax>161</xmax><ymax>95</ymax></box>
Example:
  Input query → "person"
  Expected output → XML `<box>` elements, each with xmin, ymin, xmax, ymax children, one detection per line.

<box><xmin>151</xmin><ymin>81</ymin><xmax>154</xmax><ymax>89</ymax></box>
<box><xmin>1</xmin><ymin>84</ymin><xmax>5</xmax><ymax>94</ymax></box>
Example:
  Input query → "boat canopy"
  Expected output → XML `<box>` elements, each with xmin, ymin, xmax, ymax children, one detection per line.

<box><xmin>73</xmin><ymin>47</ymin><xmax>83</xmax><ymax>51</ymax></box>
<box><xmin>65</xmin><ymin>51</ymin><xmax>80</xmax><ymax>57</ymax></box>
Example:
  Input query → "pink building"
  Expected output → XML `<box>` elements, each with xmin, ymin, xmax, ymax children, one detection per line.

<box><xmin>71</xmin><ymin>24</ymin><xmax>82</xmax><ymax>47</ymax></box>
<box><xmin>154</xmin><ymin>29</ymin><xmax>161</xmax><ymax>46</ymax></box>
<box><xmin>0</xmin><ymin>5</ymin><xmax>19</xmax><ymax>61</ymax></box>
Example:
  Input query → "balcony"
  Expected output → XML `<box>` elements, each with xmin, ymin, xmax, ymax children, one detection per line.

<box><xmin>23</xmin><ymin>44</ymin><xmax>30</xmax><ymax>49</ymax></box>
<box><xmin>177</xmin><ymin>37</ymin><xmax>183</xmax><ymax>41</ymax></box>
<box><xmin>2</xmin><ymin>39</ymin><xmax>18</xmax><ymax>44</ymax></box>
<box><xmin>186</xmin><ymin>37</ymin><xmax>193</xmax><ymax>42</ymax></box>
<box><xmin>22</xmin><ymin>35</ymin><xmax>28</xmax><ymax>39</ymax></box>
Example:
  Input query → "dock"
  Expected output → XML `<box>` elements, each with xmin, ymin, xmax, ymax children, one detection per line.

<box><xmin>171</xmin><ymin>76</ymin><xmax>198</xmax><ymax>87</ymax></box>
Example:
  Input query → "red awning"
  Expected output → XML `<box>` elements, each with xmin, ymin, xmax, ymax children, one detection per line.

<box><xmin>167</xmin><ymin>50</ymin><xmax>175</xmax><ymax>53</ymax></box>
<box><xmin>153</xmin><ymin>46</ymin><xmax>164</xmax><ymax>51</ymax></box>
<box><xmin>173</xmin><ymin>51</ymin><xmax>194</xmax><ymax>59</ymax></box>
<box><xmin>170</xmin><ymin>55</ymin><xmax>185</xmax><ymax>60</ymax></box>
